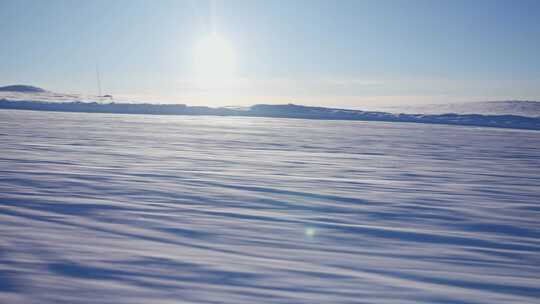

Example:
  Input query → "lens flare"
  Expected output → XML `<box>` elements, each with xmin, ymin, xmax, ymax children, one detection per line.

<box><xmin>305</xmin><ymin>227</ymin><xmax>317</xmax><ymax>238</ymax></box>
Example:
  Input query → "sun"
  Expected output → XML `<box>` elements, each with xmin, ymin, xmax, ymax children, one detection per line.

<box><xmin>193</xmin><ymin>34</ymin><xmax>236</xmax><ymax>82</ymax></box>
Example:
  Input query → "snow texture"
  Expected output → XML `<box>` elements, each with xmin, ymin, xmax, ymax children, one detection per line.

<box><xmin>377</xmin><ymin>101</ymin><xmax>540</xmax><ymax>118</ymax></box>
<box><xmin>1</xmin><ymin>100</ymin><xmax>540</xmax><ymax>130</ymax></box>
<box><xmin>1</xmin><ymin>110</ymin><xmax>539</xmax><ymax>303</ymax></box>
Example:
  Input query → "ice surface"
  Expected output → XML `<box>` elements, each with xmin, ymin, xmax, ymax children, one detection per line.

<box><xmin>1</xmin><ymin>110</ymin><xmax>539</xmax><ymax>303</ymax></box>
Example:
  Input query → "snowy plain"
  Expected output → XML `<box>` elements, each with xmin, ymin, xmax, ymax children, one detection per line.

<box><xmin>0</xmin><ymin>109</ymin><xmax>539</xmax><ymax>303</ymax></box>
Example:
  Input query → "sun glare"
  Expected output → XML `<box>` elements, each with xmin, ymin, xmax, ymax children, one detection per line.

<box><xmin>193</xmin><ymin>34</ymin><xmax>236</xmax><ymax>83</ymax></box>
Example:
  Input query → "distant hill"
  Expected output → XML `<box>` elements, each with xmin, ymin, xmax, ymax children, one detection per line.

<box><xmin>0</xmin><ymin>85</ymin><xmax>47</xmax><ymax>93</ymax></box>
<box><xmin>379</xmin><ymin>101</ymin><xmax>540</xmax><ymax>118</ymax></box>
<box><xmin>1</xmin><ymin>100</ymin><xmax>539</xmax><ymax>130</ymax></box>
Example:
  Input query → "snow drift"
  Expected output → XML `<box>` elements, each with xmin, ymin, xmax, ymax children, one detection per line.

<box><xmin>1</xmin><ymin>99</ymin><xmax>540</xmax><ymax>130</ymax></box>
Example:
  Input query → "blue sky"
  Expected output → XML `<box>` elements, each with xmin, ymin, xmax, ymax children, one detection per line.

<box><xmin>1</xmin><ymin>0</ymin><xmax>539</xmax><ymax>107</ymax></box>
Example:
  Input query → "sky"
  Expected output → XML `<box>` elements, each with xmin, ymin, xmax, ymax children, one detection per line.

<box><xmin>1</xmin><ymin>0</ymin><xmax>539</xmax><ymax>108</ymax></box>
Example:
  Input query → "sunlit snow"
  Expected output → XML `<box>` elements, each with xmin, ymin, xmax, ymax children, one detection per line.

<box><xmin>1</xmin><ymin>110</ymin><xmax>539</xmax><ymax>303</ymax></box>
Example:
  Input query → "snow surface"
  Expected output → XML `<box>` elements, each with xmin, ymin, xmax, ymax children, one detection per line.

<box><xmin>1</xmin><ymin>89</ymin><xmax>539</xmax><ymax>118</ymax></box>
<box><xmin>0</xmin><ymin>90</ymin><xmax>99</xmax><ymax>104</ymax></box>
<box><xmin>375</xmin><ymin>101</ymin><xmax>540</xmax><ymax>118</ymax></box>
<box><xmin>1</xmin><ymin>110</ymin><xmax>539</xmax><ymax>303</ymax></box>
<box><xmin>2</xmin><ymin>100</ymin><xmax>540</xmax><ymax>130</ymax></box>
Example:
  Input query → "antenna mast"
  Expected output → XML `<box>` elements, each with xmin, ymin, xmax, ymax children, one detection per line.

<box><xmin>96</xmin><ymin>64</ymin><xmax>102</xmax><ymax>98</ymax></box>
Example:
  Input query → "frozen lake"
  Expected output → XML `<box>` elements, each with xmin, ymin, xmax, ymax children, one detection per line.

<box><xmin>1</xmin><ymin>109</ymin><xmax>539</xmax><ymax>303</ymax></box>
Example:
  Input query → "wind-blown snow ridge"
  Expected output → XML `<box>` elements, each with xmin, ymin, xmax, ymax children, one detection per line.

<box><xmin>1</xmin><ymin>110</ymin><xmax>539</xmax><ymax>303</ymax></box>
<box><xmin>378</xmin><ymin>100</ymin><xmax>540</xmax><ymax>118</ymax></box>
<box><xmin>1</xmin><ymin>99</ymin><xmax>539</xmax><ymax>130</ymax></box>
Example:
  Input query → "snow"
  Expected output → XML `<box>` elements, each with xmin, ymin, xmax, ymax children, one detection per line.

<box><xmin>375</xmin><ymin>101</ymin><xmax>540</xmax><ymax>118</ymax></box>
<box><xmin>1</xmin><ymin>100</ymin><xmax>540</xmax><ymax>130</ymax></box>
<box><xmin>1</xmin><ymin>109</ymin><xmax>539</xmax><ymax>303</ymax></box>
<box><xmin>0</xmin><ymin>90</ymin><xmax>103</xmax><ymax>104</ymax></box>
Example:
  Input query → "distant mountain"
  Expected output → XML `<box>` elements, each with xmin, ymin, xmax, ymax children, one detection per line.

<box><xmin>0</xmin><ymin>85</ymin><xmax>47</xmax><ymax>93</ymax></box>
